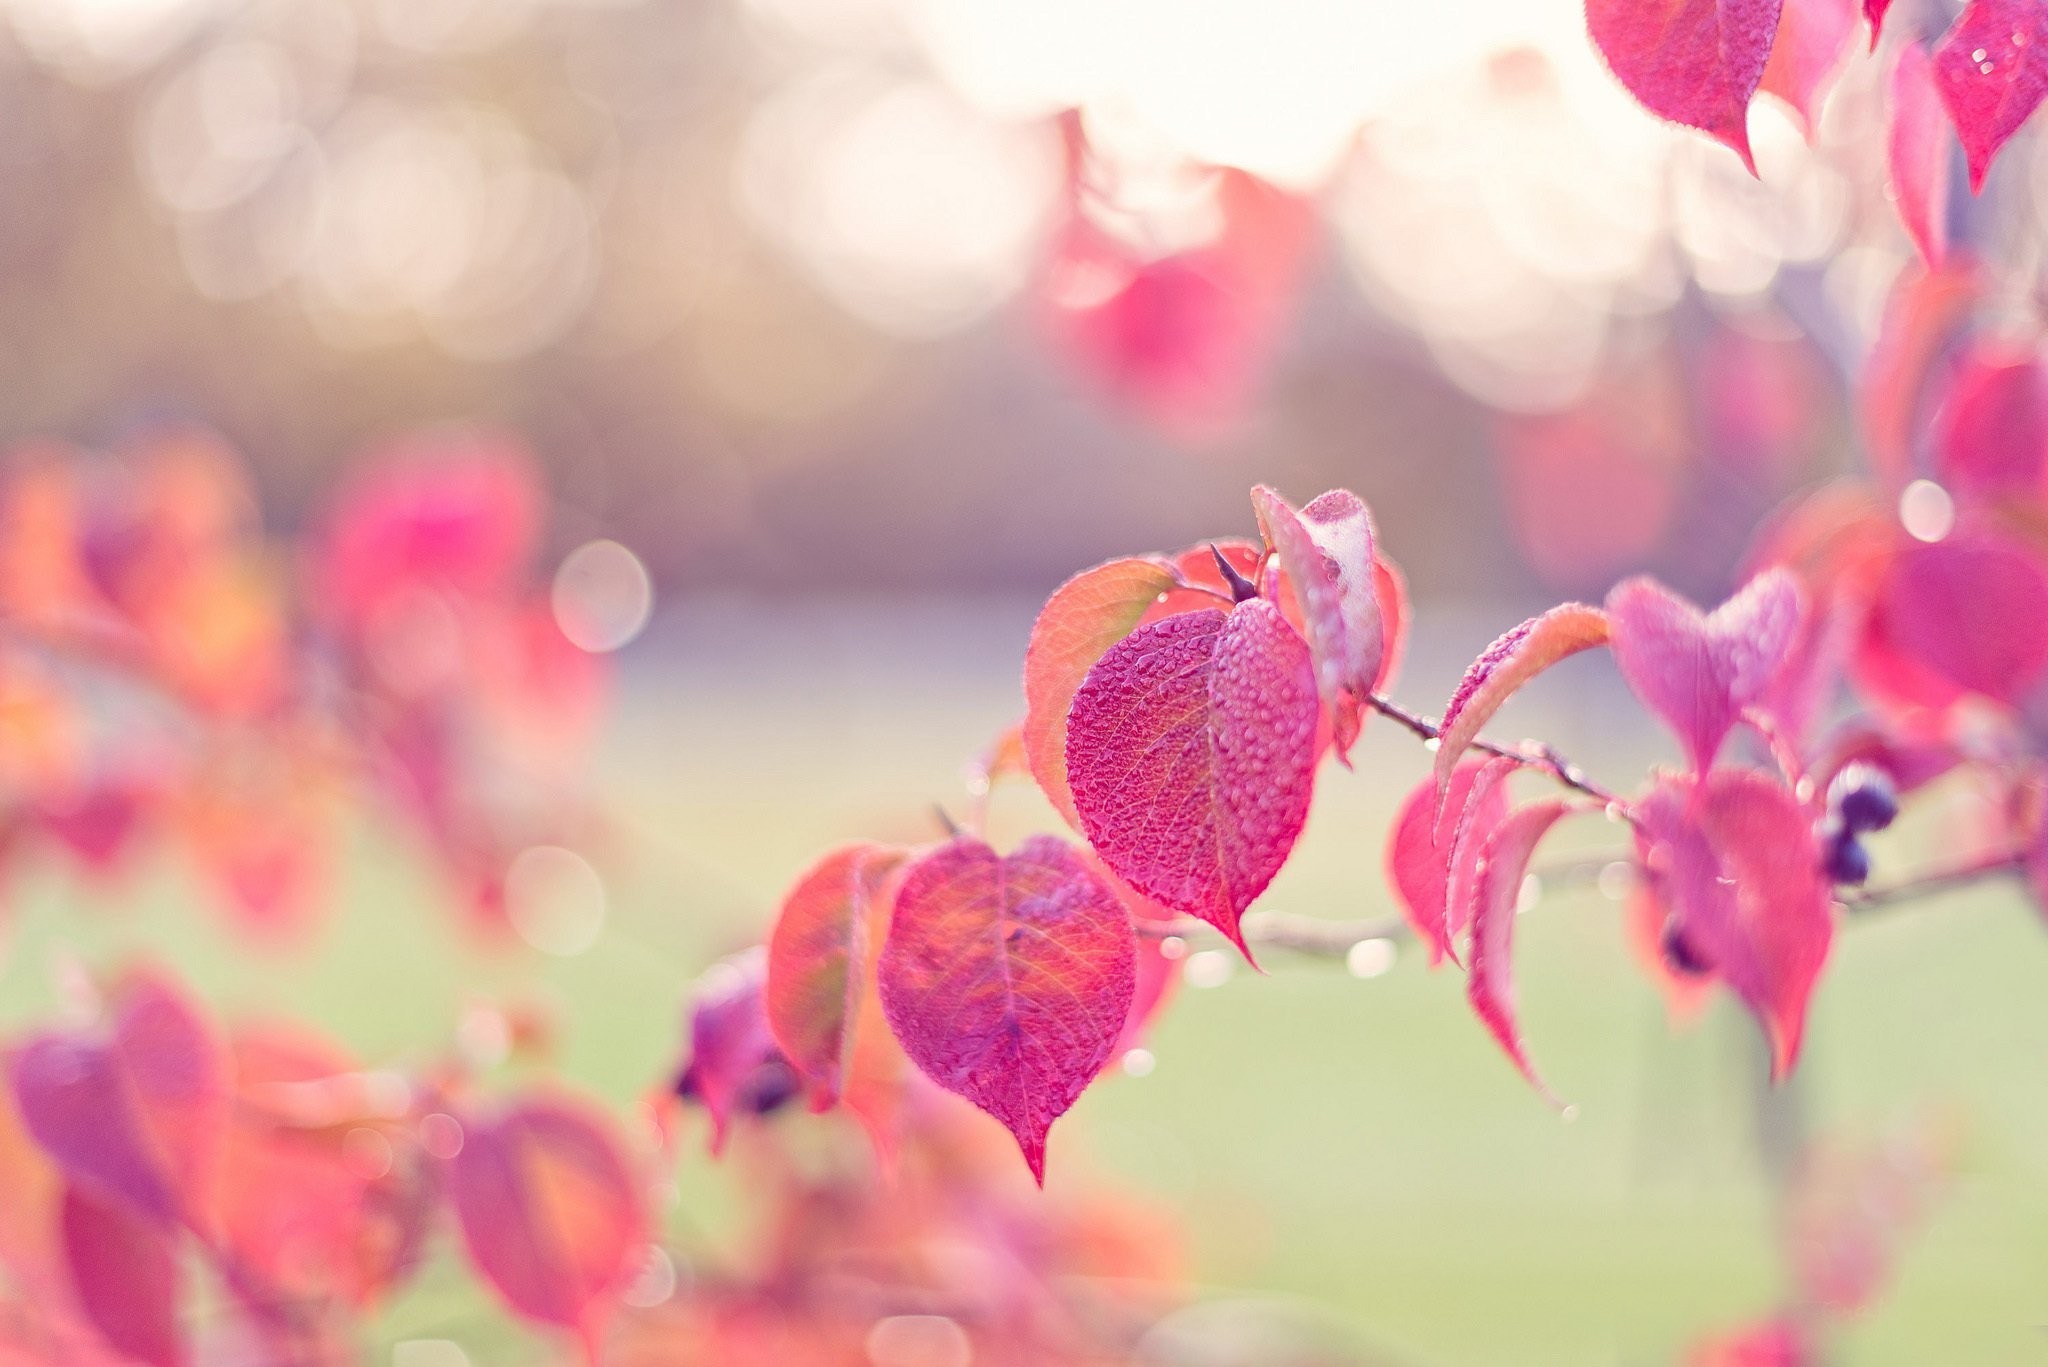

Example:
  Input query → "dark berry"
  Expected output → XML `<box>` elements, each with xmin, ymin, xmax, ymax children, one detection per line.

<box><xmin>1823</xmin><ymin>826</ymin><xmax>1870</xmax><ymax>885</ymax></box>
<box><xmin>1660</xmin><ymin>919</ymin><xmax>1713</xmax><ymax>978</ymax></box>
<box><xmin>1828</xmin><ymin>762</ymin><xmax>1899</xmax><ymax>834</ymax></box>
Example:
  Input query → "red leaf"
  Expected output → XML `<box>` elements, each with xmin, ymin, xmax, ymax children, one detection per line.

<box><xmin>1635</xmin><ymin>770</ymin><xmax>1834</xmax><ymax>1078</ymax></box>
<box><xmin>1888</xmin><ymin>43</ymin><xmax>1955</xmax><ymax>268</ymax></box>
<box><xmin>1606</xmin><ymin>570</ymin><xmax>1805</xmax><ymax>774</ymax></box>
<box><xmin>676</xmin><ymin>949</ymin><xmax>785</xmax><ymax>1156</ymax></box>
<box><xmin>1932</xmin><ymin>0</ymin><xmax>2048</xmax><ymax>192</ymax></box>
<box><xmin>1466</xmin><ymin>799</ymin><xmax>1577</xmax><ymax>1103</ymax></box>
<box><xmin>448</xmin><ymin>1094</ymin><xmax>646</xmax><ymax>1351</ymax></box>
<box><xmin>1022</xmin><ymin>557</ymin><xmax>1182</xmax><ymax>827</ymax></box>
<box><xmin>1761</xmin><ymin>0</ymin><xmax>1857</xmax><ymax>134</ymax></box>
<box><xmin>1251</xmin><ymin>487</ymin><xmax>1385</xmax><ymax>762</ymax></box>
<box><xmin>763</xmin><ymin>843</ymin><xmax>904</xmax><ymax>1110</ymax></box>
<box><xmin>1084</xmin><ymin>853</ymin><xmax>1183</xmax><ymax>1063</ymax></box>
<box><xmin>876</xmin><ymin>835</ymin><xmax>1136</xmax><ymax>1183</ymax></box>
<box><xmin>1434</xmin><ymin>605</ymin><xmax>1610</xmax><ymax>800</ymax></box>
<box><xmin>1859</xmin><ymin>528</ymin><xmax>2048</xmax><ymax>709</ymax></box>
<box><xmin>1934</xmin><ymin>345</ymin><xmax>2048</xmax><ymax>495</ymax></box>
<box><xmin>1387</xmin><ymin>758</ymin><xmax>1510</xmax><ymax>966</ymax></box>
<box><xmin>1587</xmin><ymin>0</ymin><xmax>1784</xmax><ymax>172</ymax></box>
<box><xmin>1066</xmin><ymin>600</ymin><xmax>1320</xmax><ymax>955</ymax></box>
<box><xmin>10</xmin><ymin>973</ymin><xmax>227</xmax><ymax>1230</ymax></box>
<box><xmin>61</xmin><ymin>1183</ymin><xmax>184</xmax><ymax>1367</ymax></box>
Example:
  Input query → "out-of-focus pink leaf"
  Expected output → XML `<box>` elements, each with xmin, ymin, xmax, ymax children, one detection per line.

<box><xmin>1587</xmin><ymin>0</ymin><xmax>1783</xmax><ymax>172</ymax></box>
<box><xmin>1635</xmin><ymin>770</ymin><xmax>1834</xmax><ymax>1078</ymax></box>
<box><xmin>1022</xmin><ymin>558</ymin><xmax>1182</xmax><ymax>827</ymax></box>
<box><xmin>1865</xmin><ymin>0</ymin><xmax>1894</xmax><ymax>49</ymax></box>
<box><xmin>1934</xmin><ymin>345</ymin><xmax>2048</xmax><ymax>495</ymax></box>
<box><xmin>1466</xmin><ymin>799</ymin><xmax>1577</xmax><ymax>1103</ymax></box>
<box><xmin>1786</xmin><ymin>1116</ymin><xmax>1950</xmax><ymax>1315</ymax></box>
<box><xmin>1251</xmin><ymin>487</ymin><xmax>1385</xmax><ymax>762</ymax></box>
<box><xmin>675</xmin><ymin>949</ymin><xmax>788</xmax><ymax>1156</ymax></box>
<box><xmin>1933</xmin><ymin>0</ymin><xmax>2048</xmax><ymax>192</ymax></box>
<box><xmin>1066</xmin><ymin>601</ymin><xmax>1319</xmax><ymax>956</ymax></box>
<box><xmin>1388</xmin><ymin>759</ymin><xmax>1508</xmax><ymax>965</ymax></box>
<box><xmin>876</xmin><ymin>835</ymin><xmax>1136</xmax><ymax>1183</ymax></box>
<box><xmin>1606</xmin><ymin>570</ymin><xmax>1805</xmax><ymax>773</ymax></box>
<box><xmin>1434</xmin><ymin>605</ymin><xmax>1610</xmax><ymax>801</ymax></box>
<box><xmin>763</xmin><ymin>843</ymin><xmax>904</xmax><ymax>1109</ymax></box>
<box><xmin>60</xmin><ymin>1183</ymin><xmax>184</xmax><ymax>1367</ymax></box>
<box><xmin>1888</xmin><ymin>44</ymin><xmax>1955</xmax><ymax>268</ymax></box>
<box><xmin>1858</xmin><ymin>528</ymin><xmax>2048</xmax><ymax>710</ymax></box>
<box><xmin>1860</xmin><ymin>260</ymin><xmax>1981</xmax><ymax>490</ymax></box>
<box><xmin>1686</xmin><ymin>1317</ymin><xmax>1814</xmax><ymax>1367</ymax></box>
<box><xmin>1761</xmin><ymin>0</ymin><xmax>1857</xmax><ymax>134</ymax></box>
<box><xmin>448</xmin><ymin>1094</ymin><xmax>646</xmax><ymax>1352</ymax></box>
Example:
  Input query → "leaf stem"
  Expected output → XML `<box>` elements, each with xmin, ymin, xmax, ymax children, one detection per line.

<box><xmin>1843</xmin><ymin>849</ymin><xmax>2027</xmax><ymax>911</ymax></box>
<box><xmin>1365</xmin><ymin>692</ymin><xmax>1632</xmax><ymax>812</ymax></box>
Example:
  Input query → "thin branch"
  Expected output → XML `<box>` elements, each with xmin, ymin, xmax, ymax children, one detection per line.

<box><xmin>1366</xmin><ymin>692</ymin><xmax>1632</xmax><ymax>812</ymax></box>
<box><xmin>1136</xmin><ymin>909</ymin><xmax>1407</xmax><ymax>957</ymax></box>
<box><xmin>1842</xmin><ymin>849</ymin><xmax>2027</xmax><ymax>912</ymax></box>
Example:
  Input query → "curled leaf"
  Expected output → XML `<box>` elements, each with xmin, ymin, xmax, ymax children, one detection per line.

<box><xmin>1387</xmin><ymin>758</ymin><xmax>1510</xmax><ymax>966</ymax></box>
<box><xmin>1606</xmin><ymin>569</ymin><xmax>1805</xmax><ymax>773</ymax></box>
<box><xmin>1888</xmin><ymin>43</ymin><xmax>1955</xmax><ymax>269</ymax></box>
<box><xmin>1022</xmin><ymin>558</ymin><xmax>1182</xmax><ymax>827</ymax></box>
<box><xmin>1067</xmin><ymin>600</ymin><xmax>1320</xmax><ymax>955</ymax></box>
<box><xmin>1434</xmin><ymin>604</ymin><xmax>1610</xmax><ymax>801</ymax></box>
<box><xmin>1250</xmin><ymin>486</ymin><xmax>1385</xmax><ymax>761</ymax></box>
<box><xmin>877</xmin><ymin>835</ymin><xmax>1136</xmax><ymax>1183</ymax></box>
<box><xmin>1466</xmin><ymin>799</ymin><xmax>1578</xmax><ymax>1104</ymax></box>
<box><xmin>1932</xmin><ymin>0</ymin><xmax>2048</xmax><ymax>192</ymax></box>
<box><xmin>763</xmin><ymin>843</ymin><xmax>905</xmax><ymax>1110</ymax></box>
<box><xmin>1587</xmin><ymin>0</ymin><xmax>1783</xmax><ymax>172</ymax></box>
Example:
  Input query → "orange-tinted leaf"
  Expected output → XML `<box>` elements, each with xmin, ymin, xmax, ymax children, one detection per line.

<box><xmin>1434</xmin><ymin>605</ymin><xmax>1610</xmax><ymax>802</ymax></box>
<box><xmin>763</xmin><ymin>843</ymin><xmax>905</xmax><ymax>1109</ymax></box>
<box><xmin>1761</xmin><ymin>0</ymin><xmax>1856</xmax><ymax>134</ymax></box>
<box><xmin>1466</xmin><ymin>799</ymin><xmax>1577</xmax><ymax>1104</ymax></box>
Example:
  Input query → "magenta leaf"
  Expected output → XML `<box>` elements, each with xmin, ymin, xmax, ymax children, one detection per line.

<box><xmin>877</xmin><ymin>835</ymin><xmax>1136</xmax><ymax>1184</ymax></box>
<box><xmin>1250</xmin><ymin>486</ymin><xmax>1385</xmax><ymax>762</ymax></box>
<box><xmin>448</xmin><ymin>1094</ymin><xmax>646</xmax><ymax>1352</ymax></box>
<box><xmin>675</xmin><ymin>948</ymin><xmax>788</xmax><ymax>1155</ymax></box>
<box><xmin>1933</xmin><ymin>0</ymin><xmax>2048</xmax><ymax>192</ymax></box>
<box><xmin>1861</xmin><ymin>529</ymin><xmax>2048</xmax><ymax>709</ymax></box>
<box><xmin>1635</xmin><ymin>770</ymin><xmax>1834</xmax><ymax>1078</ymax></box>
<box><xmin>1587</xmin><ymin>0</ymin><xmax>1784</xmax><ymax>172</ymax></box>
<box><xmin>1934</xmin><ymin>346</ymin><xmax>2048</xmax><ymax>495</ymax></box>
<box><xmin>1865</xmin><ymin>0</ymin><xmax>1894</xmax><ymax>49</ymax></box>
<box><xmin>1761</xmin><ymin>0</ymin><xmax>1857</xmax><ymax>135</ymax></box>
<box><xmin>1435</xmin><ymin>604</ymin><xmax>1610</xmax><ymax>800</ymax></box>
<box><xmin>1389</xmin><ymin>759</ymin><xmax>1506</xmax><ymax>965</ymax></box>
<box><xmin>1066</xmin><ymin>600</ymin><xmax>1320</xmax><ymax>955</ymax></box>
<box><xmin>61</xmin><ymin>1183</ymin><xmax>185</xmax><ymax>1367</ymax></box>
<box><xmin>1888</xmin><ymin>43</ymin><xmax>1956</xmax><ymax>268</ymax></box>
<box><xmin>1466</xmin><ymin>799</ymin><xmax>1578</xmax><ymax>1104</ymax></box>
<box><xmin>1606</xmin><ymin>569</ymin><xmax>1805</xmax><ymax>774</ymax></box>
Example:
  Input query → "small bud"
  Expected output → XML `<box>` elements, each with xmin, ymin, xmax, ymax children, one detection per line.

<box><xmin>1659</xmin><ymin>919</ymin><xmax>1713</xmax><ymax>978</ymax></box>
<box><xmin>1823</xmin><ymin>826</ymin><xmax>1871</xmax><ymax>886</ymax></box>
<box><xmin>1210</xmin><ymin>544</ymin><xmax>1259</xmax><ymax>603</ymax></box>
<box><xmin>1827</xmin><ymin>762</ymin><xmax>1899</xmax><ymax>834</ymax></box>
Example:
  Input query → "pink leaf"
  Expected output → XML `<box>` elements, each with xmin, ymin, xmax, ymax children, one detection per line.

<box><xmin>1888</xmin><ymin>43</ymin><xmax>1955</xmax><ymax>268</ymax></box>
<box><xmin>1635</xmin><ymin>770</ymin><xmax>1834</xmax><ymax>1078</ymax></box>
<box><xmin>1435</xmin><ymin>604</ymin><xmax>1610</xmax><ymax>801</ymax></box>
<box><xmin>876</xmin><ymin>835</ymin><xmax>1136</xmax><ymax>1183</ymax></box>
<box><xmin>1250</xmin><ymin>486</ymin><xmax>1385</xmax><ymax>762</ymax></box>
<box><xmin>1388</xmin><ymin>759</ymin><xmax>1507</xmax><ymax>965</ymax></box>
<box><xmin>675</xmin><ymin>948</ymin><xmax>787</xmax><ymax>1156</ymax></box>
<box><xmin>1587</xmin><ymin>0</ymin><xmax>1784</xmax><ymax>172</ymax></box>
<box><xmin>1865</xmin><ymin>0</ymin><xmax>1894</xmax><ymax>49</ymax></box>
<box><xmin>1466</xmin><ymin>799</ymin><xmax>1577</xmax><ymax>1103</ymax></box>
<box><xmin>61</xmin><ymin>1183</ymin><xmax>184</xmax><ymax>1367</ymax></box>
<box><xmin>1859</xmin><ymin>528</ymin><xmax>2048</xmax><ymax>709</ymax></box>
<box><xmin>1066</xmin><ymin>600</ymin><xmax>1320</xmax><ymax>955</ymax></box>
<box><xmin>1762</xmin><ymin>0</ymin><xmax>1858</xmax><ymax>135</ymax></box>
<box><xmin>1932</xmin><ymin>0</ymin><xmax>2048</xmax><ymax>192</ymax></box>
<box><xmin>1022</xmin><ymin>558</ymin><xmax>1182</xmax><ymax>827</ymax></box>
<box><xmin>448</xmin><ymin>1094</ymin><xmax>646</xmax><ymax>1351</ymax></box>
<box><xmin>1934</xmin><ymin>345</ymin><xmax>2048</xmax><ymax>495</ymax></box>
<box><xmin>1606</xmin><ymin>570</ymin><xmax>1806</xmax><ymax>774</ymax></box>
<box><xmin>763</xmin><ymin>843</ymin><xmax>904</xmax><ymax>1110</ymax></box>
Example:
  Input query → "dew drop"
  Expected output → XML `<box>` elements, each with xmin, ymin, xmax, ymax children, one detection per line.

<box><xmin>1346</xmin><ymin>937</ymin><xmax>1397</xmax><ymax>979</ymax></box>
<box><xmin>1516</xmin><ymin>873</ymin><xmax>1542</xmax><ymax>914</ymax></box>
<box><xmin>1121</xmin><ymin>1047</ymin><xmax>1157</xmax><ymax>1077</ymax></box>
<box><xmin>1973</xmin><ymin>46</ymin><xmax>1989</xmax><ymax>61</ymax></box>
<box><xmin>1183</xmin><ymin>949</ymin><xmax>1234</xmax><ymax>988</ymax></box>
<box><xmin>1595</xmin><ymin>861</ymin><xmax>1633</xmax><ymax>901</ymax></box>
<box><xmin>1422</xmin><ymin>737</ymin><xmax>1441</xmax><ymax>753</ymax></box>
<box><xmin>1981</xmin><ymin>60</ymin><xmax>1996</xmax><ymax>74</ymax></box>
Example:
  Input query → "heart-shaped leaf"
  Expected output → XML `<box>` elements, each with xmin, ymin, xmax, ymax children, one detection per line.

<box><xmin>763</xmin><ymin>843</ymin><xmax>905</xmax><ymax>1110</ymax></box>
<box><xmin>1251</xmin><ymin>486</ymin><xmax>1385</xmax><ymax>762</ymax></box>
<box><xmin>1435</xmin><ymin>604</ymin><xmax>1610</xmax><ymax>801</ymax></box>
<box><xmin>1387</xmin><ymin>757</ymin><xmax>1510</xmax><ymax>966</ymax></box>
<box><xmin>1023</xmin><ymin>558</ymin><xmax>1182</xmax><ymax>827</ymax></box>
<box><xmin>448</xmin><ymin>1093</ymin><xmax>646</xmax><ymax>1353</ymax></box>
<box><xmin>1466</xmin><ymin>798</ymin><xmax>1578</xmax><ymax>1104</ymax></box>
<box><xmin>1761</xmin><ymin>0</ymin><xmax>1856</xmax><ymax>135</ymax></box>
<box><xmin>1933</xmin><ymin>0</ymin><xmax>2048</xmax><ymax>192</ymax></box>
<box><xmin>1587</xmin><ymin>0</ymin><xmax>1784</xmax><ymax>172</ymax></box>
<box><xmin>877</xmin><ymin>835</ymin><xmax>1136</xmax><ymax>1184</ymax></box>
<box><xmin>1606</xmin><ymin>569</ymin><xmax>1805</xmax><ymax>773</ymax></box>
<box><xmin>1634</xmin><ymin>770</ymin><xmax>1834</xmax><ymax>1078</ymax></box>
<box><xmin>60</xmin><ymin>1183</ymin><xmax>184</xmax><ymax>1367</ymax></box>
<box><xmin>1066</xmin><ymin>600</ymin><xmax>1320</xmax><ymax>955</ymax></box>
<box><xmin>1888</xmin><ymin>43</ymin><xmax>1955</xmax><ymax>269</ymax></box>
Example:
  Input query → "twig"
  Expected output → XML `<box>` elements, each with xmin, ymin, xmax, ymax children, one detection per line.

<box><xmin>1136</xmin><ymin>909</ymin><xmax>1408</xmax><ymax>957</ymax></box>
<box><xmin>1842</xmin><ymin>849</ymin><xmax>2027</xmax><ymax>911</ymax></box>
<box><xmin>1366</xmin><ymin>692</ymin><xmax>1632</xmax><ymax>811</ymax></box>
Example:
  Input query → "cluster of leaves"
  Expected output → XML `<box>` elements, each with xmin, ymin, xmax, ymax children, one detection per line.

<box><xmin>0</xmin><ymin>429</ymin><xmax>602</xmax><ymax>939</ymax></box>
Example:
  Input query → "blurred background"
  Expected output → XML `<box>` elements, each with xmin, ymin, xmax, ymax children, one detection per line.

<box><xmin>3</xmin><ymin>0</ymin><xmax>2048</xmax><ymax>1362</ymax></box>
